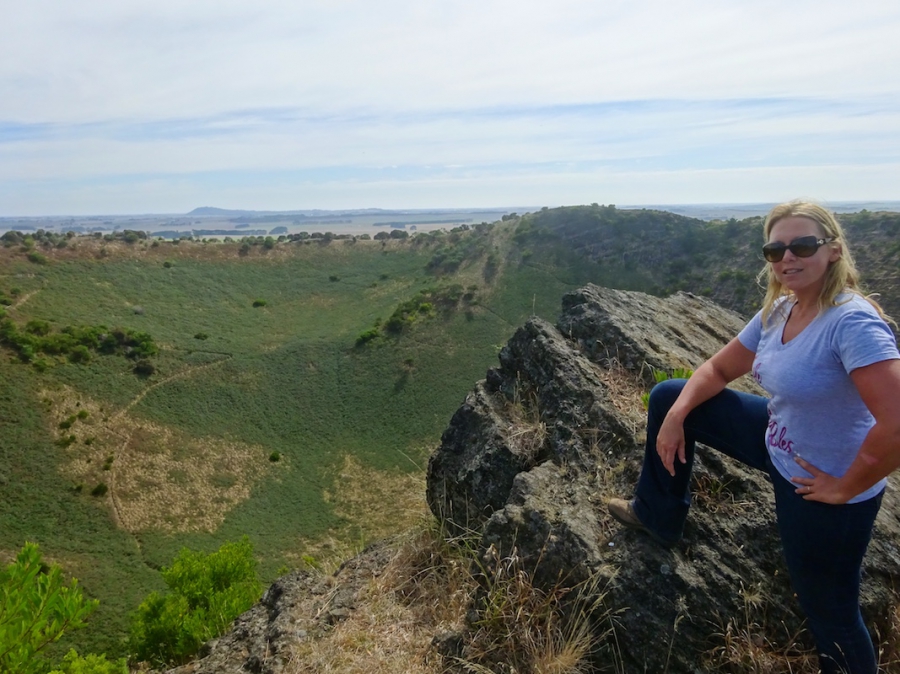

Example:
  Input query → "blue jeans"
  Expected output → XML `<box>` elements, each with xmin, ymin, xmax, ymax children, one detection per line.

<box><xmin>633</xmin><ymin>379</ymin><xmax>882</xmax><ymax>674</ymax></box>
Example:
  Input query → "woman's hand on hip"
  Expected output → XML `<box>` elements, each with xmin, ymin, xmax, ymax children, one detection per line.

<box><xmin>791</xmin><ymin>456</ymin><xmax>850</xmax><ymax>504</ymax></box>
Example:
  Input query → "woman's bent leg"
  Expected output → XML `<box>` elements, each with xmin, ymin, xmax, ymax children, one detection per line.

<box><xmin>772</xmin><ymin>472</ymin><xmax>882</xmax><ymax>674</ymax></box>
<box><xmin>632</xmin><ymin>378</ymin><xmax>769</xmax><ymax>544</ymax></box>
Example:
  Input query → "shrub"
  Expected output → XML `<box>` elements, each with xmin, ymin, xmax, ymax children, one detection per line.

<box><xmin>27</xmin><ymin>251</ymin><xmax>48</xmax><ymax>265</ymax></box>
<box><xmin>641</xmin><ymin>367</ymin><xmax>694</xmax><ymax>409</ymax></box>
<box><xmin>384</xmin><ymin>315</ymin><xmax>406</xmax><ymax>334</ymax></box>
<box><xmin>0</xmin><ymin>543</ymin><xmax>99</xmax><ymax>674</ymax></box>
<box><xmin>194</xmin><ymin>332</ymin><xmax>209</xmax><ymax>340</ymax></box>
<box><xmin>90</xmin><ymin>483</ymin><xmax>108</xmax><ymax>497</ymax></box>
<box><xmin>133</xmin><ymin>360</ymin><xmax>156</xmax><ymax>377</ymax></box>
<box><xmin>252</xmin><ymin>299</ymin><xmax>267</xmax><ymax>308</ymax></box>
<box><xmin>355</xmin><ymin>328</ymin><xmax>379</xmax><ymax>347</ymax></box>
<box><xmin>48</xmin><ymin>649</ymin><xmax>128</xmax><ymax>674</ymax></box>
<box><xmin>268</xmin><ymin>451</ymin><xmax>281</xmax><ymax>462</ymax></box>
<box><xmin>129</xmin><ymin>538</ymin><xmax>261</xmax><ymax>667</ymax></box>
<box><xmin>329</xmin><ymin>275</ymin><xmax>340</xmax><ymax>282</ymax></box>
<box><xmin>25</xmin><ymin>319</ymin><xmax>52</xmax><ymax>336</ymax></box>
<box><xmin>68</xmin><ymin>345</ymin><xmax>92</xmax><ymax>364</ymax></box>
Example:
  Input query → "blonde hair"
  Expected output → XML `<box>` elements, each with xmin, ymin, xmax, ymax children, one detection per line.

<box><xmin>758</xmin><ymin>200</ymin><xmax>891</xmax><ymax>325</ymax></box>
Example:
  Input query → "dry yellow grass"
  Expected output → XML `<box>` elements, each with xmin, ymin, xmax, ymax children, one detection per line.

<box><xmin>285</xmin><ymin>520</ymin><xmax>605</xmax><ymax>674</ymax></box>
<box><xmin>43</xmin><ymin>385</ymin><xmax>281</xmax><ymax>533</ymax></box>
<box><xmin>503</xmin><ymin>383</ymin><xmax>548</xmax><ymax>464</ymax></box>
<box><xmin>289</xmin><ymin>454</ymin><xmax>429</xmax><ymax>571</ymax></box>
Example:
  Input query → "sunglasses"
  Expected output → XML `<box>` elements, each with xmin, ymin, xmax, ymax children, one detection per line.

<box><xmin>762</xmin><ymin>235</ymin><xmax>836</xmax><ymax>263</ymax></box>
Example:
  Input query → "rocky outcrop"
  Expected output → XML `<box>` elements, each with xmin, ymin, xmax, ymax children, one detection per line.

<box><xmin>426</xmin><ymin>284</ymin><xmax>900</xmax><ymax>673</ymax></box>
<box><xmin>161</xmin><ymin>542</ymin><xmax>396</xmax><ymax>674</ymax></box>
<box><xmin>166</xmin><ymin>284</ymin><xmax>900</xmax><ymax>674</ymax></box>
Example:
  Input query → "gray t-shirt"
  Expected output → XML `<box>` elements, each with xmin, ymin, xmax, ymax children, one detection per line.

<box><xmin>738</xmin><ymin>293</ymin><xmax>899</xmax><ymax>503</ymax></box>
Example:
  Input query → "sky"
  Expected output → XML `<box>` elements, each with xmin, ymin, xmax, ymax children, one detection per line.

<box><xmin>2</xmin><ymin>0</ymin><xmax>900</xmax><ymax>216</ymax></box>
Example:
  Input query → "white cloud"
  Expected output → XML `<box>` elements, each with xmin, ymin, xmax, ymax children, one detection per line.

<box><xmin>1</xmin><ymin>0</ymin><xmax>899</xmax><ymax>214</ymax></box>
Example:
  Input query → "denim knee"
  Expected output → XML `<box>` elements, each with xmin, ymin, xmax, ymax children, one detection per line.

<box><xmin>647</xmin><ymin>378</ymin><xmax>688</xmax><ymax>417</ymax></box>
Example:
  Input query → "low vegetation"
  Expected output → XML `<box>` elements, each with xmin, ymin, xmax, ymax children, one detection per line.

<box><xmin>0</xmin><ymin>207</ymin><xmax>897</xmax><ymax>664</ymax></box>
<box><xmin>287</xmin><ymin>519</ymin><xmax>609</xmax><ymax>674</ymax></box>
<box><xmin>0</xmin><ymin>542</ymin><xmax>123</xmax><ymax>674</ymax></box>
<box><xmin>129</xmin><ymin>538</ymin><xmax>261</xmax><ymax>667</ymax></box>
<box><xmin>0</xmin><ymin>315</ymin><xmax>156</xmax><ymax>368</ymax></box>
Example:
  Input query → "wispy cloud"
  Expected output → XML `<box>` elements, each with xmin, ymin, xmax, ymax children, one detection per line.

<box><xmin>1</xmin><ymin>0</ymin><xmax>899</xmax><ymax>214</ymax></box>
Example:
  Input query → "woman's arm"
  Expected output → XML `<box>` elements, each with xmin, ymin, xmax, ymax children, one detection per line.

<box><xmin>792</xmin><ymin>358</ymin><xmax>900</xmax><ymax>503</ymax></box>
<box><xmin>656</xmin><ymin>337</ymin><xmax>756</xmax><ymax>476</ymax></box>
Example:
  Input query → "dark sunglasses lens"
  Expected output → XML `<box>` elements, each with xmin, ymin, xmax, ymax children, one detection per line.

<box><xmin>762</xmin><ymin>243</ymin><xmax>785</xmax><ymax>262</ymax></box>
<box><xmin>789</xmin><ymin>236</ymin><xmax>820</xmax><ymax>258</ymax></box>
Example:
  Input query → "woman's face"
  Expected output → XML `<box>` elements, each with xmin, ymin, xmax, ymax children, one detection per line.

<box><xmin>766</xmin><ymin>216</ymin><xmax>840</xmax><ymax>299</ymax></box>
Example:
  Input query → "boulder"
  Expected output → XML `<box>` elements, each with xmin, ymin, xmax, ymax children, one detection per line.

<box><xmin>427</xmin><ymin>284</ymin><xmax>900</xmax><ymax>672</ymax></box>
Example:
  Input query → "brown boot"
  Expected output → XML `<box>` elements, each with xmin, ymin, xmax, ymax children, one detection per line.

<box><xmin>608</xmin><ymin>498</ymin><xmax>677</xmax><ymax>548</ymax></box>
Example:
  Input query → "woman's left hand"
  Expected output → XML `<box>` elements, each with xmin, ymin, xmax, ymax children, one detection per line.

<box><xmin>791</xmin><ymin>456</ymin><xmax>849</xmax><ymax>504</ymax></box>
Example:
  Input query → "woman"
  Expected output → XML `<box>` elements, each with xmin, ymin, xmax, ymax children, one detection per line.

<box><xmin>608</xmin><ymin>200</ymin><xmax>900</xmax><ymax>674</ymax></box>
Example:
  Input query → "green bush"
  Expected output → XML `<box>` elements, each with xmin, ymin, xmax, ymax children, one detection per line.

<box><xmin>26</xmin><ymin>251</ymin><xmax>48</xmax><ymax>265</ymax></box>
<box><xmin>90</xmin><ymin>483</ymin><xmax>108</xmax><ymax>497</ymax></box>
<box><xmin>48</xmin><ymin>649</ymin><xmax>127</xmax><ymax>674</ymax></box>
<box><xmin>355</xmin><ymin>328</ymin><xmax>379</xmax><ymax>347</ymax></box>
<box><xmin>68</xmin><ymin>345</ymin><xmax>92</xmax><ymax>364</ymax></box>
<box><xmin>25</xmin><ymin>319</ymin><xmax>52</xmax><ymax>336</ymax></box>
<box><xmin>133</xmin><ymin>359</ymin><xmax>156</xmax><ymax>377</ymax></box>
<box><xmin>0</xmin><ymin>543</ymin><xmax>99</xmax><ymax>674</ymax></box>
<box><xmin>194</xmin><ymin>332</ymin><xmax>209</xmax><ymax>340</ymax></box>
<box><xmin>252</xmin><ymin>299</ymin><xmax>267</xmax><ymax>308</ymax></box>
<box><xmin>129</xmin><ymin>538</ymin><xmax>261</xmax><ymax>667</ymax></box>
<box><xmin>641</xmin><ymin>367</ymin><xmax>694</xmax><ymax>409</ymax></box>
<box><xmin>163</xmin><ymin>261</ymin><xmax>173</xmax><ymax>268</ymax></box>
<box><xmin>268</xmin><ymin>451</ymin><xmax>281</xmax><ymax>462</ymax></box>
<box><xmin>1</xmin><ymin>316</ymin><xmax>157</xmax><ymax>366</ymax></box>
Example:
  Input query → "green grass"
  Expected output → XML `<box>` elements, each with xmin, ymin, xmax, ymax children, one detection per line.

<box><xmin>2</xmin><ymin>236</ymin><xmax>581</xmax><ymax>659</ymax></box>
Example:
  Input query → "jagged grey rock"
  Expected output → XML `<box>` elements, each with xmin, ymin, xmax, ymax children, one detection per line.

<box><xmin>427</xmin><ymin>284</ymin><xmax>900</xmax><ymax>673</ymax></box>
<box><xmin>159</xmin><ymin>542</ymin><xmax>396</xmax><ymax>674</ymax></box>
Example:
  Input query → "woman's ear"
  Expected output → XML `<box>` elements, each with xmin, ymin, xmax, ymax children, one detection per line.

<box><xmin>828</xmin><ymin>241</ymin><xmax>842</xmax><ymax>263</ymax></box>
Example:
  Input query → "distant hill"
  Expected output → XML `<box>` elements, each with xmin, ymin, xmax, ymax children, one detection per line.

<box><xmin>185</xmin><ymin>206</ymin><xmax>520</xmax><ymax>217</ymax></box>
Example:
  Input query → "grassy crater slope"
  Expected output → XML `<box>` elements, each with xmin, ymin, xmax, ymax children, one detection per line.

<box><xmin>0</xmin><ymin>206</ymin><xmax>897</xmax><ymax>660</ymax></box>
